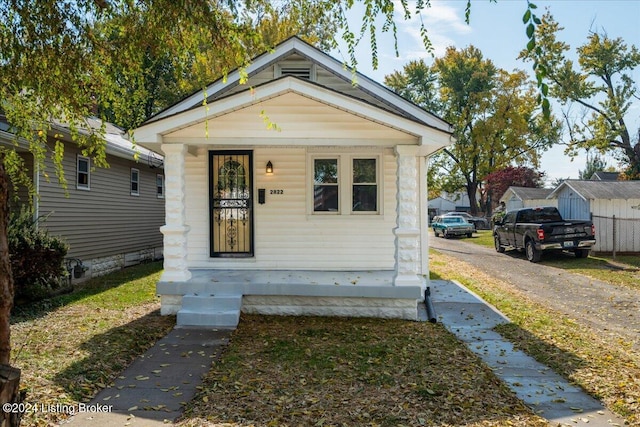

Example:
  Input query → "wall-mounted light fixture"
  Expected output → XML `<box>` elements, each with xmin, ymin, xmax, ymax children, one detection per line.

<box><xmin>266</xmin><ymin>161</ymin><xmax>274</xmax><ymax>174</ymax></box>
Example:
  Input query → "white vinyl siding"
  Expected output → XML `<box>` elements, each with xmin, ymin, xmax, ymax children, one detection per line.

<box><xmin>184</xmin><ymin>146</ymin><xmax>397</xmax><ymax>270</ymax></box>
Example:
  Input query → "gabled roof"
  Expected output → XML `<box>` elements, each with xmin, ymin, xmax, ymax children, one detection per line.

<box><xmin>0</xmin><ymin>115</ymin><xmax>163</xmax><ymax>167</ymax></box>
<box><xmin>143</xmin><ymin>36</ymin><xmax>451</xmax><ymax>135</ymax></box>
<box><xmin>501</xmin><ymin>186</ymin><xmax>553</xmax><ymax>202</ymax></box>
<box><xmin>548</xmin><ymin>179</ymin><xmax>640</xmax><ymax>200</ymax></box>
<box><xmin>590</xmin><ymin>171</ymin><xmax>619</xmax><ymax>181</ymax></box>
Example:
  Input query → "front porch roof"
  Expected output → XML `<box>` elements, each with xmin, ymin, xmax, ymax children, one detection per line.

<box><xmin>133</xmin><ymin>76</ymin><xmax>453</xmax><ymax>156</ymax></box>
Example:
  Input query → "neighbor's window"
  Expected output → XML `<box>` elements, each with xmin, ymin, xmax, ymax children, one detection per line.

<box><xmin>130</xmin><ymin>168</ymin><xmax>140</xmax><ymax>196</ymax></box>
<box><xmin>156</xmin><ymin>174</ymin><xmax>164</xmax><ymax>198</ymax></box>
<box><xmin>77</xmin><ymin>155</ymin><xmax>90</xmax><ymax>190</ymax></box>
<box><xmin>313</xmin><ymin>158</ymin><xmax>339</xmax><ymax>212</ymax></box>
<box><xmin>352</xmin><ymin>158</ymin><xmax>377</xmax><ymax>212</ymax></box>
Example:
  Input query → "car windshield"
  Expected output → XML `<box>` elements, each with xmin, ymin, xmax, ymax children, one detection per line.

<box><xmin>442</xmin><ymin>217</ymin><xmax>463</xmax><ymax>224</ymax></box>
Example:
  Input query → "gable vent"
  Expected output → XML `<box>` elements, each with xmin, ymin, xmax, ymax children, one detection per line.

<box><xmin>280</xmin><ymin>66</ymin><xmax>311</xmax><ymax>79</ymax></box>
<box><xmin>275</xmin><ymin>63</ymin><xmax>316</xmax><ymax>81</ymax></box>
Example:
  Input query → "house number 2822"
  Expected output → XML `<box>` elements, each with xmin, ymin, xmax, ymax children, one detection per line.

<box><xmin>270</xmin><ymin>189</ymin><xmax>284</xmax><ymax>195</ymax></box>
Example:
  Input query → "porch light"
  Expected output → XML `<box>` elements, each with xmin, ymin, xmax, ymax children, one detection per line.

<box><xmin>266</xmin><ymin>161</ymin><xmax>274</xmax><ymax>174</ymax></box>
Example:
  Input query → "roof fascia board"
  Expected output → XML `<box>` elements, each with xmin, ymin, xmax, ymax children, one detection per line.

<box><xmin>548</xmin><ymin>181</ymin><xmax>588</xmax><ymax>201</ymax></box>
<box><xmin>135</xmin><ymin>77</ymin><xmax>452</xmax><ymax>149</ymax></box>
<box><xmin>148</xmin><ymin>37</ymin><xmax>451</xmax><ymax>134</ymax></box>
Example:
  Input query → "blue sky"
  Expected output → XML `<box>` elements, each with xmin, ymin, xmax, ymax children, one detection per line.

<box><xmin>335</xmin><ymin>0</ymin><xmax>640</xmax><ymax>184</ymax></box>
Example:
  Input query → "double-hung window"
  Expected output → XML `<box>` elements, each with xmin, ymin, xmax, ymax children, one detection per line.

<box><xmin>311</xmin><ymin>155</ymin><xmax>379</xmax><ymax>215</ymax></box>
<box><xmin>352</xmin><ymin>158</ymin><xmax>377</xmax><ymax>212</ymax></box>
<box><xmin>130</xmin><ymin>168</ymin><xmax>140</xmax><ymax>196</ymax></box>
<box><xmin>77</xmin><ymin>155</ymin><xmax>90</xmax><ymax>190</ymax></box>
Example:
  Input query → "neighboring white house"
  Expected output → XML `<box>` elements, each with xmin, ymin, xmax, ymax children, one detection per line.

<box><xmin>428</xmin><ymin>191</ymin><xmax>472</xmax><ymax>219</ymax></box>
<box><xmin>548</xmin><ymin>180</ymin><xmax>640</xmax><ymax>253</ymax></box>
<box><xmin>133</xmin><ymin>37</ymin><xmax>454</xmax><ymax>326</ymax></box>
<box><xmin>499</xmin><ymin>186</ymin><xmax>555</xmax><ymax>212</ymax></box>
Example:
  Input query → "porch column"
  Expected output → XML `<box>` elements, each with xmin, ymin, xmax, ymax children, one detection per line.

<box><xmin>160</xmin><ymin>143</ymin><xmax>191</xmax><ymax>282</ymax></box>
<box><xmin>393</xmin><ymin>145</ymin><xmax>423</xmax><ymax>287</ymax></box>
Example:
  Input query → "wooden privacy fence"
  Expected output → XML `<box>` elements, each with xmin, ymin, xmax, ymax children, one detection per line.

<box><xmin>591</xmin><ymin>214</ymin><xmax>640</xmax><ymax>256</ymax></box>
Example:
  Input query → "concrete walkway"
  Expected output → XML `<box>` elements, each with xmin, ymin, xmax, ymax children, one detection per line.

<box><xmin>430</xmin><ymin>279</ymin><xmax>627</xmax><ymax>427</ymax></box>
<box><xmin>62</xmin><ymin>328</ymin><xmax>232</xmax><ymax>427</ymax></box>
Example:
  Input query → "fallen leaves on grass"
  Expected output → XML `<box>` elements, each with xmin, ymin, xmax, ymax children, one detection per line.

<box><xmin>10</xmin><ymin>262</ymin><xmax>174</xmax><ymax>427</ymax></box>
<box><xmin>178</xmin><ymin>315</ymin><xmax>547</xmax><ymax>427</ymax></box>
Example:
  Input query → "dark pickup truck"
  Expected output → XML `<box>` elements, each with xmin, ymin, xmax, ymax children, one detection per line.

<box><xmin>493</xmin><ymin>206</ymin><xmax>596</xmax><ymax>262</ymax></box>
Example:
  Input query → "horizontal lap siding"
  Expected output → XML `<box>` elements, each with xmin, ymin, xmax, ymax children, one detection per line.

<box><xmin>37</xmin><ymin>142</ymin><xmax>164</xmax><ymax>259</ymax></box>
<box><xmin>185</xmin><ymin>146</ymin><xmax>397</xmax><ymax>270</ymax></box>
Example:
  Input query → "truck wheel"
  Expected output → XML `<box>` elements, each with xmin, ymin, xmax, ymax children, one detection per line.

<box><xmin>433</xmin><ymin>229</ymin><xmax>439</xmax><ymax>237</ymax></box>
<box><xmin>494</xmin><ymin>235</ymin><xmax>505</xmax><ymax>253</ymax></box>
<box><xmin>466</xmin><ymin>232</ymin><xmax>473</xmax><ymax>238</ymax></box>
<box><xmin>575</xmin><ymin>248</ymin><xmax>590</xmax><ymax>258</ymax></box>
<box><xmin>525</xmin><ymin>240</ymin><xmax>542</xmax><ymax>262</ymax></box>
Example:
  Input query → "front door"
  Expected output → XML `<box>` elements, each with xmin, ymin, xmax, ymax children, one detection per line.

<box><xmin>209</xmin><ymin>151</ymin><xmax>254</xmax><ymax>257</ymax></box>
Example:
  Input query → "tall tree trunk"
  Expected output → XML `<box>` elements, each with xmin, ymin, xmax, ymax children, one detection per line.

<box><xmin>466</xmin><ymin>182</ymin><xmax>479</xmax><ymax>215</ymax></box>
<box><xmin>0</xmin><ymin>154</ymin><xmax>21</xmax><ymax>427</ymax></box>
<box><xmin>0</xmin><ymin>155</ymin><xmax>13</xmax><ymax>365</ymax></box>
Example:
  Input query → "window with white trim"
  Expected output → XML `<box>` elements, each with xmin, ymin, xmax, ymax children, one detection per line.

<box><xmin>311</xmin><ymin>154</ymin><xmax>380</xmax><ymax>215</ymax></box>
<box><xmin>352</xmin><ymin>158</ymin><xmax>377</xmax><ymax>212</ymax></box>
<box><xmin>156</xmin><ymin>174</ymin><xmax>164</xmax><ymax>198</ymax></box>
<box><xmin>130</xmin><ymin>168</ymin><xmax>140</xmax><ymax>196</ymax></box>
<box><xmin>77</xmin><ymin>155</ymin><xmax>90</xmax><ymax>190</ymax></box>
<box><xmin>313</xmin><ymin>158</ymin><xmax>339</xmax><ymax>212</ymax></box>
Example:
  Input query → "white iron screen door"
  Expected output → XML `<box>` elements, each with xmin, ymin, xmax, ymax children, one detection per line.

<box><xmin>210</xmin><ymin>151</ymin><xmax>254</xmax><ymax>257</ymax></box>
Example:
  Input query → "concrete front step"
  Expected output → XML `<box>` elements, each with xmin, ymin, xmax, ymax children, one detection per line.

<box><xmin>177</xmin><ymin>294</ymin><xmax>242</xmax><ymax>328</ymax></box>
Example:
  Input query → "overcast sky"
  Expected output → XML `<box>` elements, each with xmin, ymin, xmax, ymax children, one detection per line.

<box><xmin>335</xmin><ymin>0</ymin><xmax>640</xmax><ymax>184</ymax></box>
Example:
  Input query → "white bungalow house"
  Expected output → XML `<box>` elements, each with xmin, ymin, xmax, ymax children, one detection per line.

<box><xmin>133</xmin><ymin>37</ymin><xmax>454</xmax><ymax>327</ymax></box>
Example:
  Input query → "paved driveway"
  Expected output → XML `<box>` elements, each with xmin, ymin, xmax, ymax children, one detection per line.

<box><xmin>430</xmin><ymin>234</ymin><xmax>640</xmax><ymax>350</ymax></box>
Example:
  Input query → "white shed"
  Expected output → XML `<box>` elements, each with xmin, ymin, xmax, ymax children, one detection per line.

<box><xmin>133</xmin><ymin>37</ymin><xmax>454</xmax><ymax>326</ymax></box>
<box><xmin>548</xmin><ymin>180</ymin><xmax>640</xmax><ymax>253</ymax></box>
<box><xmin>499</xmin><ymin>186</ymin><xmax>555</xmax><ymax>212</ymax></box>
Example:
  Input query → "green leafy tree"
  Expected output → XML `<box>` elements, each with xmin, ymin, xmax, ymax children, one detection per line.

<box><xmin>578</xmin><ymin>152</ymin><xmax>609</xmax><ymax>180</ymax></box>
<box><xmin>520</xmin><ymin>13</ymin><xmax>640</xmax><ymax>178</ymax></box>
<box><xmin>99</xmin><ymin>1</ymin><xmax>340</xmax><ymax>129</ymax></box>
<box><xmin>387</xmin><ymin>47</ymin><xmax>560</xmax><ymax>215</ymax></box>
